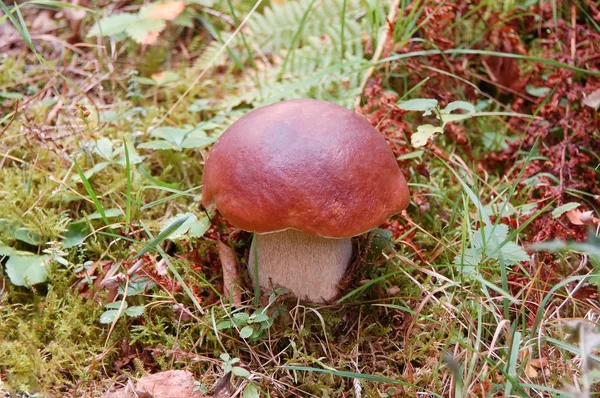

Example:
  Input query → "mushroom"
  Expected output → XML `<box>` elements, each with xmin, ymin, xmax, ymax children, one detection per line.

<box><xmin>202</xmin><ymin>99</ymin><xmax>410</xmax><ymax>303</ymax></box>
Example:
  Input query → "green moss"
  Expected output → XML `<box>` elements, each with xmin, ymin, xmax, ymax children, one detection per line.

<box><xmin>0</xmin><ymin>286</ymin><xmax>105</xmax><ymax>393</ymax></box>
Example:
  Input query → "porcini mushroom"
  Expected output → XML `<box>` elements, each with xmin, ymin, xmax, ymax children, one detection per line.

<box><xmin>202</xmin><ymin>99</ymin><xmax>410</xmax><ymax>303</ymax></box>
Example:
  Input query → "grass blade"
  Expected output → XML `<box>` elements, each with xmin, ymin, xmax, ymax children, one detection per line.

<box><xmin>123</xmin><ymin>140</ymin><xmax>132</xmax><ymax>233</ymax></box>
<box><xmin>133</xmin><ymin>216</ymin><xmax>190</xmax><ymax>259</ymax></box>
<box><xmin>73</xmin><ymin>160</ymin><xmax>111</xmax><ymax>227</ymax></box>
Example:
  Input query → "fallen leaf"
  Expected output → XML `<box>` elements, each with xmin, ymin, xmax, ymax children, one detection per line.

<box><xmin>566</xmin><ymin>209</ymin><xmax>600</xmax><ymax>226</ymax></box>
<box><xmin>101</xmin><ymin>370</ymin><xmax>208</xmax><ymax>398</ymax></box>
<box><xmin>529</xmin><ymin>357</ymin><xmax>548</xmax><ymax>368</ymax></box>
<box><xmin>218</xmin><ymin>241</ymin><xmax>242</xmax><ymax>307</ymax></box>
<box><xmin>141</xmin><ymin>1</ymin><xmax>186</xmax><ymax>20</ymax></box>
<box><xmin>151</xmin><ymin>71</ymin><xmax>181</xmax><ymax>86</ymax></box>
<box><xmin>583</xmin><ymin>88</ymin><xmax>600</xmax><ymax>109</ymax></box>
<box><xmin>140</xmin><ymin>30</ymin><xmax>161</xmax><ymax>45</ymax></box>
<box><xmin>136</xmin><ymin>370</ymin><xmax>206</xmax><ymax>397</ymax></box>
<box><xmin>524</xmin><ymin>362</ymin><xmax>538</xmax><ymax>378</ymax></box>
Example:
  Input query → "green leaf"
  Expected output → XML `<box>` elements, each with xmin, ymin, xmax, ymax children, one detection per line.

<box><xmin>125</xmin><ymin>306</ymin><xmax>145</xmax><ymax>318</ymax></box>
<box><xmin>0</xmin><ymin>91</ymin><xmax>24</xmax><ymax>100</ymax></box>
<box><xmin>125</xmin><ymin>18</ymin><xmax>166</xmax><ymax>43</ymax></box>
<box><xmin>232</xmin><ymin>312</ymin><xmax>250</xmax><ymax>322</ymax></box>
<box><xmin>216</xmin><ymin>320</ymin><xmax>233</xmax><ymax>330</ymax></box>
<box><xmin>83</xmin><ymin>208</ymin><xmax>123</xmax><ymax>221</ymax></box>
<box><xmin>150</xmin><ymin>127</ymin><xmax>189</xmax><ymax>145</ymax></box>
<box><xmin>240</xmin><ymin>325</ymin><xmax>254</xmax><ymax>339</ymax></box>
<box><xmin>440</xmin><ymin>113</ymin><xmax>471</xmax><ymax>125</ymax></box>
<box><xmin>151</xmin><ymin>71</ymin><xmax>180</xmax><ymax>86</ymax></box>
<box><xmin>231</xmin><ymin>366</ymin><xmax>250</xmax><ymax>378</ymax></box>
<box><xmin>243</xmin><ymin>383</ymin><xmax>260</xmax><ymax>398</ymax></box>
<box><xmin>87</xmin><ymin>13</ymin><xmax>139</xmax><ymax>37</ymax></box>
<box><xmin>105</xmin><ymin>301</ymin><xmax>127</xmax><ymax>310</ymax></box>
<box><xmin>552</xmin><ymin>202</ymin><xmax>580</xmax><ymax>218</ymax></box>
<box><xmin>114</xmin><ymin>141</ymin><xmax>144</xmax><ymax>166</ymax></box>
<box><xmin>0</xmin><ymin>242</ymin><xmax>30</xmax><ymax>257</ymax></box>
<box><xmin>137</xmin><ymin>140</ymin><xmax>176</xmax><ymax>151</ymax></box>
<box><xmin>159</xmin><ymin>213</ymin><xmax>209</xmax><ymax>240</ymax></box>
<box><xmin>455</xmin><ymin>224</ymin><xmax>530</xmax><ymax>267</ymax></box>
<box><xmin>525</xmin><ymin>85</ymin><xmax>551</xmax><ymax>98</ymax></box>
<box><xmin>442</xmin><ymin>101</ymin><xmax>475</xmax><ymax>114</ymax></box>
<box><xmin>93</xmin><ymin>137</ymin><xmax>115</xmax><ymax>161</ymax></box>
<box><xmin>219</xmin><ymin>353</ymin><xmax>231</xmax><ymax>362</ymax></box>
<box><xmin>498</xmin><ymin>241</ymin><xmax>531</xmax><ymax>263</ymax></box>
<box><xmin>249</xmin><ymin>313</ymin><xmax>269</xmax><ymax>323</ymax></box>
<box><xmin>118</xmin><ymin>277</ymin><xmax>155</xmax><ymax>296</ymax></box>
<box><xmin>397</xmin><ymin>98</ymin><xmax>438</xmax><ymax>112</ymax></box>
<box><xmin>71</xmin><ymin>161</ymin><xmax>110</xmax><ymax>182</ymax></box>
<box><xmin>13</xmin><ymin>227</ymin><xmax>42</xmax><ymax>245</ymax></box>
<box><xmin>99</xmin><ymin>310</ymin><xmax>120</xmax><ymax>324</ymax></box>
<box><xmin>63</xmin><ymin>222</ymin><xmax>88</xmax><ymax>248</ymax></box>
<box><xmin>397</xmin><ymin>150</ymin><xmax>424</xmax><ymax>160</ymax></box>
<box><xmin>411</xmin><ymin>124</ymin><xmax>443</xmax><ymax>148</ymax></box>
<box><xmin>134</xmin><ymin>215</ymin><xmax>191</xmax><ymax>259</ymax></box>
<box><xmin>5</xmin><ymin>254</ymin><xmax>50</xmax><ymax>286</ymax></box>
<box><xmin>180</xmin><ymin>135</ymin><xmax>217</xmax><ymax>149</ymax></box>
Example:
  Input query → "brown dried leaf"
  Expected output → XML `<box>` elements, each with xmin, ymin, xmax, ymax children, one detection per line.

<box><xmin>140</xmin><ymin>30</ymin><xmax>161</xmax><ymax>45</ymax></box>
<box><xmin>529</xmin><ymin>357</ymin><xmax>549</xmax><ymax>368</ymax></box>
<box><xmin>218</xmin><ymin>241</ymin><xmax>242</xmax><ymax>307</ymax></box>
<box><xmin>566</xmin><ymin>209</ymin><xmax>600</xmax><ymax>226</ymax></box>
<box><xmin>101</xmin><ymin>370</ymin><xmax>208</xmax><ymax>398</ymax></box>
<box><xmin>144</xmin><ymin>1</ymin><xmax>186</xmax><ymax>20</ymax></box>
<box><xmin>136</xmin><ymin>370</ymin><xmax>207</xmax><ymax>397</ymax></box>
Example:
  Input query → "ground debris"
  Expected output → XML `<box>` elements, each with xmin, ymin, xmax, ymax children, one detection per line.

<box><xmin>101</xmin><ymin>370</ymin><xmax>208</xmax><ymax>398</ymax></box>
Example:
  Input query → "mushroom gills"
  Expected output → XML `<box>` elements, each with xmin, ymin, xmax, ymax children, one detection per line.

<box><xmin>248</xmin><ymin>229</ymin><xmax>353</xmax><ymax>303</ymax></box>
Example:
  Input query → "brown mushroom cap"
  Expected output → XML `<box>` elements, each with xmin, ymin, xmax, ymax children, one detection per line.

<box><xmin>202</xmin><ymin>99</ymin><xmax>410</xmax><ymax>238</ymax></box>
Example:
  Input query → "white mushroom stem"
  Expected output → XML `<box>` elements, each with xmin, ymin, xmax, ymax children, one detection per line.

<box><xmin>248</xmin><ymin>229</ymin><xmax>353</xmax><ymax>303</ymax></box>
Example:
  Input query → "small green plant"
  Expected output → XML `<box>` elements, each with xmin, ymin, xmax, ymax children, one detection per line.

<box><xmin>137</xmin><ymin>126</ymin><xmax>216</xmax><ymax>151</ymax></box>
<box><xmin>73</xmin><ymin>138</ymin><xmax>143</xmax><ymax>181</ymax></box>
<box><xmin>219</xmin><ymin>353</ymin><xmax>249</xmax><ymax>378</ymax></box>
<box><xmin>397</xmin><ymin>98</ymin><xmax>535</xmax><ymax>148</ymax></box>
<box><xmin>217</xmin><ymin>307</ymin><xmax>274</xmax><ymax>340</ymax></box>
<box><xmin>454</xmin><ymin>223</ymin><xmax>530</xmax><ymax>275</ymax></box>
<box><xmin>397</xmin><ymin>98</ymin><xmax>476</xmax><ymax>147</ymax></box>
<box><xmin>99</xmin><ymin>301</ymin><xmax>145</xmax><ymax>324</ymax></box>
<box><xmin>87</xmin><ymin>0</ymin><xmax>210</xmax><ymax>45</ymax></box>
<box><xmin>159</xmin><ymin>213</ymin><xmax>210</xmax><ymax>241</ymax></box>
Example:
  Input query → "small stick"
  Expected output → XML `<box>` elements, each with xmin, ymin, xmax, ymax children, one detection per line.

<box><xmin>218</xmin><ymin>240</ymin><xmax>242</xmax><ymax>307</ymax></box>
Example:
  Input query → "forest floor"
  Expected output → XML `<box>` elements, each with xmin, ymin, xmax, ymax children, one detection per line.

<box><xmin>1</xmin><ymin>0</ymin><xmax>599</xmax><ymax>397</ymax></box>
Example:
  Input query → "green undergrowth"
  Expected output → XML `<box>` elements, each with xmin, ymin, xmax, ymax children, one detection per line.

<box><xmin>1</xmin><ymin>0</ymin><xmax>599</xmax><ymax>396</ymax></box>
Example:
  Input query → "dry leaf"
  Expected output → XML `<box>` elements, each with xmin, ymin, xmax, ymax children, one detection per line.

<box><xmin>583</xmin><ymin>88</ymin><xmax>600</xmax><ymax>110</ymax></box>
<box><xmin>136</xmin><ymin>370</ymin><xmax>206</xmax><ymax>397</ymax></box>
<box><xmin>529</xmin><ymin>357</ymin><xmax>548</xmax><ymax>368</ymax></box>
<box><xmin>144</xmin><ymin>1</ymin><xmax>186</xmax><ymax>20</ymax></box>
<box><xmin>218</xmin><ymin>241</ymin><xmax>242</xmax><ymax>307</ymax></box>
<box><xmin>155</xmin><ymin>258</ymin><xmax>168</xmax><ymax>276</ymax></box>
<box><xmin>386</xmin><ymin>286</ymin><xmax>401</xmax><ymax>295</ymax></box>
<box><xmin>566</xmin><ymin>209</ymin><xmax>600</xmax><ymax>226</ymax></box>
<box><xmin>140</xmin><ymin>30</ymin><xmax>161</xmax><ymax>45</ymax></box>
<box><xmin>523</xmin><ymin>362</ymin><xmax>538</xmax><ymax>378</ymax></box>
<box><xmin>101</xmin><ymin>370</ymin><xmax>208</xmax><ymax>398</ymax></box>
